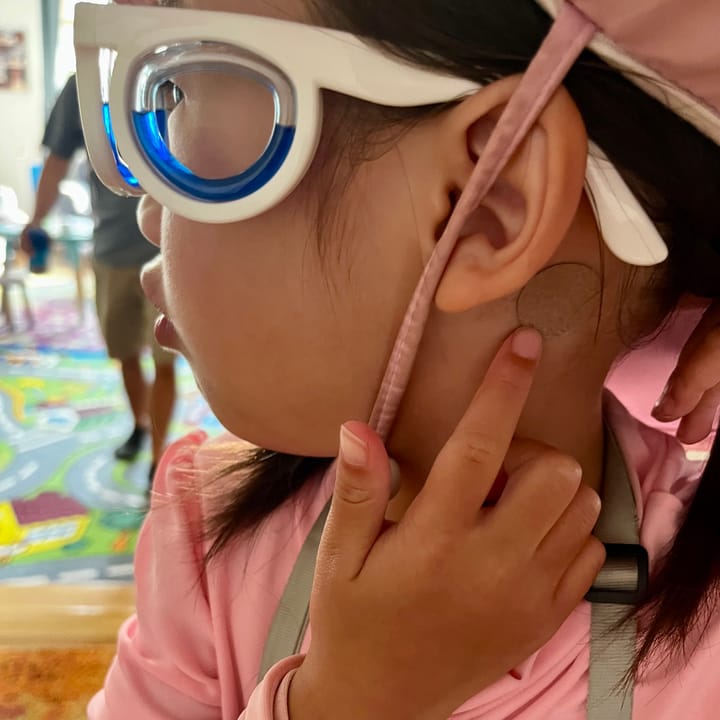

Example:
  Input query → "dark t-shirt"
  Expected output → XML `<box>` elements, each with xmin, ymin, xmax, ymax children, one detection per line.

<box><xmin>42</xmin><ymin>75</ymin><xmax>158</xmax><ymax>268</ymax></box>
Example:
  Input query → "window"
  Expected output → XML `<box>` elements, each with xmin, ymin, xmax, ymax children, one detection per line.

<box><xmin>54</xmin><ymin>0</ymin><xmax>108</xmax><ymax>92</ymax></box>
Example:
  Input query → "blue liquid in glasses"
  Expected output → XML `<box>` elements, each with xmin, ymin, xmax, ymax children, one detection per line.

<box><xmin>132</xmin><ymin>110</ymin><xmax>295</xmax><ymax>202</ymax></box>
<box><xmin>102</xmin><ymin>103</ymin><xmax>141</xmax><ymax>188</ymax></box>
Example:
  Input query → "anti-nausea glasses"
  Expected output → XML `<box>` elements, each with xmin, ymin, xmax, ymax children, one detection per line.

<box><xmin>100</xmin><ymin>41</ymin><xmax>298</xmax><ymax>202</ymax></box>
<box><xmin>76</xmin><ymin>2</ymin><xmax>667</xmax><ymax>265</ymax></box>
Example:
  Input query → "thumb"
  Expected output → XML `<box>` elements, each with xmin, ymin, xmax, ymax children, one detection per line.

<box><xmin>320</xmin><ymin>422</ymin><xmax>393</xmax><ymax>581</ymax></box>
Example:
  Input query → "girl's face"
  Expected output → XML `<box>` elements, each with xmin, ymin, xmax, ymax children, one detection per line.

<box><xmin>139</xmin><ymin>0</ymin><xmax>426</xmax><ymax>456</ymax></box>
<box><xmin>139</xmin><ymin>0</ymin><xmax>650</xmax><ymax>465</ymax></box>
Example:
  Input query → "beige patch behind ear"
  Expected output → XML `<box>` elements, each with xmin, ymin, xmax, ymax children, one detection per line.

<box><xmin>516</xmin><ymin>263</ymin><xmax>601</xmax><ymax>337</ymax></box>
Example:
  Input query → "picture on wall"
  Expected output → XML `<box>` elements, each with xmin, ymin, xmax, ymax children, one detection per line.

<box><xmin>0</xmin><ymin>30</ymin><xmax>27</xmax><ymax>90</ymax></box>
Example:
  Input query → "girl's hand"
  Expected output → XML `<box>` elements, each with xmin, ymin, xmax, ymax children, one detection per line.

<box><xmin>289</xmin><ymin>329</ymin><xmax>605</xmax><ymax>720</ymax></box>
<box><xmin>653</xmin><ymin>301</ymin><xmax>720</xmax><ymax>444</ymax></box>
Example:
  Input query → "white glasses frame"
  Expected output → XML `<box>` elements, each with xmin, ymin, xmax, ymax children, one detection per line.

<box><xmin>74</xmin><ymin>2</ymin><xmax>667</xmax><ymax>265</ymax></box>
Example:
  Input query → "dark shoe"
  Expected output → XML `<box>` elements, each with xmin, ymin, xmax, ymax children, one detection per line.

<box><xmin>114</xmin><ymin>425</ymin><xmax>146</xmax><ymax>461</ymax></box>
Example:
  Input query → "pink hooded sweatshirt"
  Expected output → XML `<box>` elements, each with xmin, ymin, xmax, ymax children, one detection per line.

<box><xmin>88</xmin><ymin>393</ymin><xmax>720</xmax><ymax>719</ymax></box>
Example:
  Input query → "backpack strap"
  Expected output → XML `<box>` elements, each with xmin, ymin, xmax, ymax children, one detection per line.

<box><xmin>585</xmin><ymin>426</ymin><xmax>648</xmax><ymax>720</ymax></box>
<box><xmin>258</xmin><ymin>500</ymin><xmax>330</xmax><ymax>681</ymax></box>
<box><xmin>259</xmin><ymin>430</ymin><xmax>649</xmax><ymax>720</ymax></box>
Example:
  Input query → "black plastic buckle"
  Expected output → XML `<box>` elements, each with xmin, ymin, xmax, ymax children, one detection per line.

<box><xmin>584</xmin><ymin>543</ymin><xmax>649</xmax><ymax>605</ymax></box>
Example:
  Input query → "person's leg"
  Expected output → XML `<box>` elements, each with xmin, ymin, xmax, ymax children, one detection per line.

<box><xmin>120</xmin><ymin>354</ymin><xmax>148</xmax><ymax>428</ymax></box>
<box><xmin>114</xmin><ymin>353</ymin><xmax>149</xmax><ymax>460</ymax></box>
<box><xmin>94</xmin><ymin>259</ymin><xmax>149</xmax><ymax>460</ymax></box>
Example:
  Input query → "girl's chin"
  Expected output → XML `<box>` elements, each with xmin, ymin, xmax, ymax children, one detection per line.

<box><xmin>190</xmin><ymin>366</ymin><xmax>340</xmax><ymax>456</ymax></box>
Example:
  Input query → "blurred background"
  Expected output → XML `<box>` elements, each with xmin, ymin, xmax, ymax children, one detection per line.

<box><xmin>0</xmin><ymin>1</ymin><xmax>713</xmax><ymax>718</ymax></box>
<box><xmin>0</xmin><ymin>2</ymin><xmax>223</xmax><ymax>717</ymax></box>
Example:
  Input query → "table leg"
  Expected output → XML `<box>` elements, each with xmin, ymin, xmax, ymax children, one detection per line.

<box><xmin>1</xmin><ymin>283</ymin><xmax>16</xmax><ymax>332</ymax></box>
<box><xmin>20</xmin><ymin>281</ymin><xmax>33</xmax><ymax>328</ymax></box>
<box><xmin>0</xmin><ymin>284</ymin><xmax>9</xmax><ymax>329</ymax></box>
<box><xmin>75</xmin><ymin>260</ymin><xmax>86</xmax><ymax>322</ymax></box>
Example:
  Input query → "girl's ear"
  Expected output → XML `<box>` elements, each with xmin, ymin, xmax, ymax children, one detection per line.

<box><xmin>412</xmin><ymin>75</ymin><xmax>588</xmax><ymax>313</ymax></box>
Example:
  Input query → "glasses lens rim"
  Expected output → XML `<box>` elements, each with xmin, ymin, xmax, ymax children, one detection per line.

<box><xmin>125</xmin><ymin>42</ymin><xmax>298</xmax><ymax>203</ymax></box>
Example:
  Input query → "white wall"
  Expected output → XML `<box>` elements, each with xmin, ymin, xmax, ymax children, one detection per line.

<box><xmin>0</xmin><ymin>0</ymin><xmax>44</xmax><ymax>213</ymax></box>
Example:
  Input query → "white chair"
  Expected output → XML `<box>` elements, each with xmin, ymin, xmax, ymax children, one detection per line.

<box><xmin>0</xmin><ymin>185</ymin><xmax>33</xmax><ymax>331</ymax></box>
<box><xmin>0</xmin><ymin>237</ymin><xmax>33</xmax><ymax>332</ymax></box>
<box><xmin>0</xmin><ymin>185</ymin><xmax>28</xmax><ymax>225</ymax></box>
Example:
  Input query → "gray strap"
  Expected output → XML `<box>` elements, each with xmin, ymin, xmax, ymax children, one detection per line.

<box><xmin>258</xmin><ymin>500</ymin><xmax>330</xmax><ymax>681</ymax></box>
<box><xmin>587</xmin><ymin>428</ymin><xmax>640</xmax><ymax>720</ymax></box>
<box><xmin>593</xmin><ymin>430</ymin><xmax>639</xmax><ymax>546</ymax></box>
<box><xmin>588</xmin><ymin>606</ymin><xmax>636</xmax><ymax>720</ymax></box>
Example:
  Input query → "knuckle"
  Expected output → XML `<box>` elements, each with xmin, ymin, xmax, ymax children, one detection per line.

<box><xmin>420</xmin><ymin>533</ymin><xmax>456</xmax><ymax>574</ymax></box>
<box><xmin>553</xmin><ymin>455</ymin><xmax>583</xmax><ymax>482</ymax></box>
<box><xmin>459</xmin><ymin>429</ymin><xmax>503</xmax><ymax>466</ymax></box>
<box><xmin>570</xmin><ymin>486</ymin><xmax>602</xmax><ymax>529</ymax></box>
<box><xmin>494</xmin><ymin>367</ymin><xmax>527</xmax><ymax>395</ymax></box>
<box><xmin>336</xmin><ymin>481</ymin><xmax>373</xmax><ymax>506</ymax></box>
<box><xmin>519</xmin><ymin>453</ymin><xmax>582</xmax><ymax>510</ymax></box>
<box><xmin>530</xmin><ymin>451</ymin><xmax>582</xmax><ymax>488</ymax></box>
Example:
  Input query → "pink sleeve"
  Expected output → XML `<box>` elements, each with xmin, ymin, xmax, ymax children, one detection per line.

<box><xmin>240</xmin><ymin>657</ymin><xmax>304</xmax><ymax>719</ymax></box>
<box><xmin>87</xmin><ymin>434</ymin><xmax>304</xmax><ymax>720</ymax></box>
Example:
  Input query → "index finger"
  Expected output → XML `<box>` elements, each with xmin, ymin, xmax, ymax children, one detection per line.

<box><xmin>409</xmin><ymin>328</ymin><xmax>542</xmax><ymax>533</ymax></box>
<box><xmin>654</xmin><ymin>321</ymin><xmax>720</xmax><ymax>422</ymax></box>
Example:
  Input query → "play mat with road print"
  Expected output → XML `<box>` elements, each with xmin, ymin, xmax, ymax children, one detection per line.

<box><xmin>0</xmin><ymin>295</ymin><xmax>220</xmax><ymax>584</ymax></box>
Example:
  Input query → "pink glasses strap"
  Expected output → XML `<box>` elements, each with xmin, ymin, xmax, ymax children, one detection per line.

<box><xmin>369</xmin><ymin>2</ymin><xmax>597</xmax><ymax>440</ymax></box>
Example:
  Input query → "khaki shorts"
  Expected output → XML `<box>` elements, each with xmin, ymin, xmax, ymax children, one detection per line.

<box><xmin>93</xmin><ymin>259</ymin><xmax>175</xmax><ymax>365</ymax></box>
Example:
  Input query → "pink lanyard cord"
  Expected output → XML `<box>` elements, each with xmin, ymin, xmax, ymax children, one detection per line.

<box><xmin>368</xmin><ymin>2</ymin><xmax>597</xmax><ymax>441</ymax></box>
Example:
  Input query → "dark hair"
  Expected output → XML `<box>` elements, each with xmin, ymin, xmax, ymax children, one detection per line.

<box><xmin>203</xmin><ymin>0</ymin><xmax>720</xmax><ymax>677</ymax></box>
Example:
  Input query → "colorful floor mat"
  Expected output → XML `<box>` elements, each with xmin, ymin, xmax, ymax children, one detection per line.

<box><xmin>0</xmin><ymin>276</ymin><xmax>221</xmax><ymax>584</ymax></box>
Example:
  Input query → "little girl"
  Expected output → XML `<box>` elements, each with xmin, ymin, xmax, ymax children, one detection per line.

<box><xmin>74</xmin><ymin>0</ymin><xmax>720</xmax><ymax>717</ymax></box>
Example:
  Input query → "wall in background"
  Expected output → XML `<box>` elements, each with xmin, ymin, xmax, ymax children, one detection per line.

<box><xmin>0</xmin><ymin>0</ymin><xmax>45</xmax><ymax>213</ymax></box>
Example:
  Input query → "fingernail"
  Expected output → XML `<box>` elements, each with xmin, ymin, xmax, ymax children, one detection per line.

<box><xmin>654</xmin><ymin>383</ymin><xmax>669</xmax><ymax>409</ymax></box>
<box><xmin>512</xmin><ymin>328</ymin><xmax>542</xmax><ymax>360</ymax></box>
<box><xmin>653</xmin><ymin>384</ymin><xmax>676</xmax><ymax>419</ymax></box>
<box><xmin>340</xmin><ymin>424</ymin><xmax>368</xmax><ymax>469</ymax></box>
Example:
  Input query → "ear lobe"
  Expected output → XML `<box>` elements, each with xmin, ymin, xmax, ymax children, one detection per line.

<box><xmin>434</xmin><ymin>78</ymin><xmax>588</xmax><ymax>314</ymax></box>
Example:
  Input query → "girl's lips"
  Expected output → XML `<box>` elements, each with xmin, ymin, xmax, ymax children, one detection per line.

<box><xmin>154</xmin><ymin>314</ymin><xmax>180</xmax><ymax>350</ymax></box>
<box><xmin>141</xmin><ymin>259</ymin><xmax>182</xmax><ymax>351</ymax></box>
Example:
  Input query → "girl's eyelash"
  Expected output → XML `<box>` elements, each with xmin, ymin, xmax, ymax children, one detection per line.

<box><xmin>157</xmin><ymin>81</ymin><xmax>184</xmax><ymax>109</ymax></box>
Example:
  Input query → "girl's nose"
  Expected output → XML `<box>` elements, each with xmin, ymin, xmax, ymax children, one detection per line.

<box><xmin>137</xmin><ymin>195</ymin><xmax>162</xmax><ymax>248</ymax></box>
